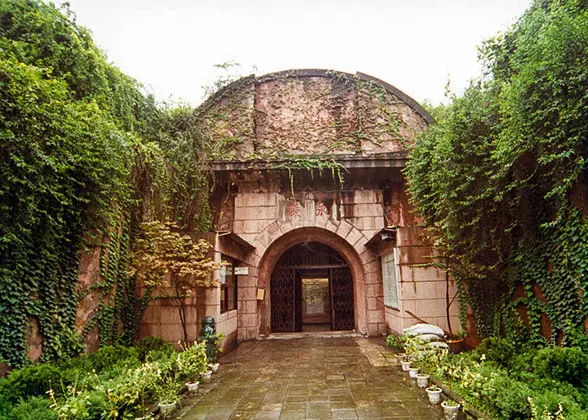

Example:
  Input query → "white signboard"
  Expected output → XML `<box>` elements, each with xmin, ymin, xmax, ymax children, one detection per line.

<box><xmin>234</xmin><ymin>267</ymin><xmax>249</xmax><ymax>276</ymax></box>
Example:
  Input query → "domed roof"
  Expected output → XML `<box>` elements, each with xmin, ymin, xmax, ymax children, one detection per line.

<box><xmin>196</xmin><ymin>69</ymin><xmax>432</xmax><ymax>162</ymax></box>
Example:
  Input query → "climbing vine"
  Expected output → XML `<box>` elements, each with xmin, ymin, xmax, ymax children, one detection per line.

<box><xmin>406</xmin><ymin>0</ymin><xmax>588</xmax><ymax>343</ymax></box>
<box><xmin>0</xmin><ymin>1</ymin><xmax>213</xmax><ymax>366</ymax></box>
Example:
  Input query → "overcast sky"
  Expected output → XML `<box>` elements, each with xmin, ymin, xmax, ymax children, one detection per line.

<box><xmin>57</xmin><ymin>0</ymin><xmax>532</xmax><ymax>106</ymax></box>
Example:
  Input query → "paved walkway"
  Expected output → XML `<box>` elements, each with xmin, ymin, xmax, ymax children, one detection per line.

<box><xmin>175</xmin><ymin>336</ymin><xmax>443</xmax><ymax>420</ymax></box>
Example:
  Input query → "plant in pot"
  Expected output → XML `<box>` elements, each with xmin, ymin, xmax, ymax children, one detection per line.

<box><xmin>386</xmin><ymin>334</ymin><xmax>407</xmax><ymax>354</ymax></box>
<box><xmin>441</xmin><ymin>399</ymin><xmax>461</xmax><ymax>420</ymax></box>
<box><xmin>408</xmin><ymin>366</ymin><xmax>420</xmax><ymax>378</ymax></box>
<box><xmin>426</xmin><ymin>385</ymin><xmax>443</xmax><ymax>404</ymax></box>
<box><xmin>416</xmin><ymin>373</ymin><xmax>429</xmax><ymax>388</ymax></box>
<box><xmin>400</xmin><ymin>359</ymin><xmax>412</xmax><ymax>371</ymax></box>
<box><xmin>154</xmin><ymin>379</ymin><xmax>180</xmax><ymax>417</ymax></box>
<box><xmin>208</xmin><ymin>332</ymin><xmax>225</xmax><ymax>373</ymax></box>
<box><xmin>446</xmin><ymin>330</ymin><xmax>466</xmax><ymax>354</ymax></box>
<box><xmin>178</xmin><ymin>341</ymin><xmax>208</xmax><ymax>393</ymax></box>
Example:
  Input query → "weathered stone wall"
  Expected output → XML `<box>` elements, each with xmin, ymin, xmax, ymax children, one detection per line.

<box><xmin>198</xmin><ymin>70</ymin><xmax>430</xmax><ymax>160</ymax></box>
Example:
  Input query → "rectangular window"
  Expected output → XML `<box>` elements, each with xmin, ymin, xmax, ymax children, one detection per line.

<box><xmin>221</xmin><ymin>257</ymin><xmax>238</xmax><ymax>314</ymax></box>
<box><xmin>382</xmin><ymin>252</ymin><xmax>399</xmax><ymax>309</ymax></box>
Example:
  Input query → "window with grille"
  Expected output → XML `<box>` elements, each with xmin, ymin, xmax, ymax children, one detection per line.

<box><xmin>220</xmin><ymin>257</ymin><xmax>238</xmax><ymax>313</ymax></box>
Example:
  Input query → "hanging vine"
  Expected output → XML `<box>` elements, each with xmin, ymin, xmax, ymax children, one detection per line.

<box><xmin>405</xmin><ymin>0</ymin><xmax>588</xmax><ymax>343</ymax></box>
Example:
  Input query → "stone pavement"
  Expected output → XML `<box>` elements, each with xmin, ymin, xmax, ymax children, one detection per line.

<box><xmin>174</xmin><ymin>336</ymin><xmax>444</xmax><ymax>420</ymax></box>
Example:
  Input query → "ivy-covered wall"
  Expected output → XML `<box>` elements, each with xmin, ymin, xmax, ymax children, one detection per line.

<box><xmin>405</xmin><ymin>0</ymin><xmax>588</xmax><ymax>346</ymax></box>
<box><xmin>0</xmin><ymin>1</ymin><xmax>211</xmax><ymax>367</ymax></box>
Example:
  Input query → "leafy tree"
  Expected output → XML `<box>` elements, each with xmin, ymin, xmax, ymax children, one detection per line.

<box><xmin>406</xmin><ymin>0</ymin><xmax>588</xmax><ymax>342</ymax></box>
<box><xmin>0</xmin><ymin>1</ymin><xmax>213</xmax><ymax>365</ymax></box>
<box><xmin>131</xmin><ymin>222</ymin><xmax>217</xmax><ymax>343</ymax></box>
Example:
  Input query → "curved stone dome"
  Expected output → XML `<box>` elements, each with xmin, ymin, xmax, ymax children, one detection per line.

<box><xmin>196</xmin><ymin>69</ymin><xmax>432</xmax><ymax>161</ymax></box>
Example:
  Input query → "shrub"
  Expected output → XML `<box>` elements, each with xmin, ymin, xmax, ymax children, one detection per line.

<box><xmin>3</xmin><ymin>364</ymin><xmax>61</xmax><ymax>402</ymax></box>
<box><xmin>474</xmin><ymin>336</ymin><xmax>516</xmax><ymax>368</ymax></box>
<box><xmin>134</xmin><ymin>336</ymin><xmax>175</xmax><ymax>362</ymax></box>
<box><xmin>88</xmin><ymin>345</ymin><xmax>140</xmax><ymax>373</ymax></box>
<box><xmin>9</xmin><ymin>396</ymin><xmax>58</xmax><ymax>420</ymax></box>
<box><xmin>533</xmin><ymin>347</ymin><xmax>588</xmax><ymax>387</ymax></box>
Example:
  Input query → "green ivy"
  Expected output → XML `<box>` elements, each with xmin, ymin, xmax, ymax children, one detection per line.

<box><xmin>406</xmin><ymin>0</ymin><xmax>588</xmax><ymax>342</ymax></box>
<box><xmin>0</xmin><ymin>1</ymin><xmax>211</xmax><ymax>366</ymax></box>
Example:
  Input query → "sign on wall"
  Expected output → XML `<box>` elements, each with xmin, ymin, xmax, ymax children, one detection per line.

<box><xmin>382</xmin><ymin>252</ymin><xmax>399</xmax><ymax>309</ymax></box>
<box><xmin>234</xmin><ymin>267</ymin><xmax>249</xmax><ymax>275</ymax></box>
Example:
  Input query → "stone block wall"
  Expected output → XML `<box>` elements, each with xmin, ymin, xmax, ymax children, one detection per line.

<box><xmin>386</xmin><ymin>226</ymin><xmax>461</xmax><ymax>335</ymax></box>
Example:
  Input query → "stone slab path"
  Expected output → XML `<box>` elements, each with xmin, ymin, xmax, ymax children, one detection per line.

<box><xmin>174</xmin><ymin>336</ymin><xmax>444</xmax><ymax>420</ymax></box>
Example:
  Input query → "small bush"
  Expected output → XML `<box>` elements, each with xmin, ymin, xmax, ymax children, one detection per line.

<box><xmin>88</xmin><ymin>345</ymin><xmax>140</xmax><ymax>373</ymax></box>
<box><xmin>533</xmin><ymin>347</ymin><xmax>588</xmax><ymax>387</ymax></box>
<box><xmin>9</xmin><ymin>396</ymin><xmax>58</xmax><ymax>420</ymax></box>
<box><xmin>475</xmin><ymin>336</ymin><xmax>516</xmax><ymax>368</ymax></box>
<box><xmin>4</xmin><ymin>364</ymin><xmax>61</xmax><ymax>402</ymax></box>
<box><xmin>134</xmin><ymin>336</ymin><xmax>175</xmax><ymax>362</ymax></box>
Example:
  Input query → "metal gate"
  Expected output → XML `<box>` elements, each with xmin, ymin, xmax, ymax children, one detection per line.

<box><xmin>270</xmin><ymin>242</ymin><xmax>355</xmax><ymax>333</ymax></box>
<box><xmin>330</xmin><ymin>267</ymin><xmax>355</xmax><ymax>330</ymax></box>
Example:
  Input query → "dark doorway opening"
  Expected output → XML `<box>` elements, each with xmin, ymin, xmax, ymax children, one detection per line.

<box><xmin>270</xmin><ymin>242</ymin><xmax>355</xmax><ymax>333</ymax></box>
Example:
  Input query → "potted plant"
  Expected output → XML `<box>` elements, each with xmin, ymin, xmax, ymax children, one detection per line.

<box><xmin>178</xmin><ymin>341</ymin><xmax>208</xmax><ymax>393</ymax></box>
<box><xmin>426</xmin><ymin>385</ymin><xmax>443</xmax><ymax>404</ymax></box>
<box><xmin>441</xmin><ymin>399</ymin><xmax>461</xmax><ymax>420</ymax></box>
<box><xmin>416</xmin><ymin>373</ymin><xmax>429</xmax><ymax>388</ymax></box>
<box><xmin>201</xmin><ymin>369</ymin><xmax>213</xmax><ymax>383</ymax></box>
<box><xmin>386</xmin><ymin>334</ymin><xmax>407</xmax><ymax>353</ymax></box>
<box><xmin>155</xmin><ymin>381</ymin><xmax>179</xmax><ymax>417</ymax></box>
<box><xmin>208</xmin><ymin>332</ymin><xmax>225</xmax><ymax>373</ymax></box>
<box><xmin>446</xmin><ymin>331</ymin><xmax>466</xmax><ymax>353</ymax></box>
<box><xmin>400</xmin><ymin>360</ymin><xmax>412</xmax><ymax>371</ymax></box>
<box><xmin>408</xmin><ymin>366</ymin><xmax>420</xmax><ymax>378</ymax></box>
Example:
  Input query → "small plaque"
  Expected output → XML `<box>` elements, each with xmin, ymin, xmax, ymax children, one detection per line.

<box><xmin>256</xmin><ymin>288</ymin><xmax>265</xmax><ymax>301</ymax></box>
<box><xmin>234</xmin><ymin>267</ymin><xmax>249</xmax><ymax>275</ymax></box>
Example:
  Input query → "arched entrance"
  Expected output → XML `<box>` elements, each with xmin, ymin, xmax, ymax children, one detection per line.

<box><xmin>270</xmin><ymin>242</ymin><xmax>355</xmax><ymax>333</ymax></box>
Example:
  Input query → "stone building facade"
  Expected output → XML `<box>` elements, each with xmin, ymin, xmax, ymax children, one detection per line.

<box><xmin>139</xmin><ymin>70</ymin><xmax>461</xmax><ymax>349</ymax></box>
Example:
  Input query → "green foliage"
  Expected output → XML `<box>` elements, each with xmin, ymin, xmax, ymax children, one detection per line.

<box><xmin>135</xmin><ymin>336</ymin><xmax>175</xmax><ymax>362</ymax></box>
<box><xmin>8</xmin><ymin>396</ymin><xmax>58</xmax><ymax>420</ymax></box>
<box><xmin>87</xmin><ymin>345</ymin><xmax>140</xmax><ymax>374</ymax></box>
<box><xmin>533</xmin><ymin>347</ymin><xmax>588</xmax><ymax>387</ymax></box>
<box><xmin>386</xmin><ymin>334</ymin><xmax>407</xmax><ymax>352</ymax></box>
<box><xmin>0</xmin><ymin>1</ymin><xmax>214</xmax><ymax>365</ymax></box>
<box><xmin>474</xmin><ymin>336</ymin><xmax>516</xmax><ymax>368</ymax></box>
<box><xmin>177</xmin><ymin>341</ymin><xmax>208</xmax><ymax>382</ymax></box>
<box><xmin>2</xmin><ymin>364</ymin><xmax>61</xmax><ymax>402</ymax></box>
<box><xmin>405</xmin><ymin>0</ymin><xmax>588</xmax><ymax>341</ymax></box>
<box><xmin>408</xmin><ymin>340</ymin><xmax>588</xmax><ymax>419</ymax></box>
<box><xmin>0</xmin><ymin>341</ymin><xmax>202</xmax><ymax>419</ymax></box>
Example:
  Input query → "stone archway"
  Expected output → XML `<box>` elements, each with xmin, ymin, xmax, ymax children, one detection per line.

<box><xmin>270</xmin><ymin>241</ymin><xmax>354</xmax><ymax>333</ymax></box>
<box><xmin>252</xmin><ymin>223</ymin><xmax>368</xmax><ymax>336</ymax></box>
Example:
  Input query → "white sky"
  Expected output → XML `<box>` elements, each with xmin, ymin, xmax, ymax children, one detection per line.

<box><xmin>57</xmin><ymin>0</ymin><xmax>532</xmax><ymax>106</ymax></box>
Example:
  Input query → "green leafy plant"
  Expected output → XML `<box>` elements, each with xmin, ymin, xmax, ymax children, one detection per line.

<box><xmin>533</xmin><ymin>347</ymin><xmax>588</xmax><ymax>387</ymax></box>
<box><xmin>178</xmin><ymin>341</ymin><xmax>208</xmax><ymax>382</ymax></box>
<box><xmin>405</xmin><ymin>0</ymin><xmax>588</xmax><ymax>343</ymax></box>
<box><xmin>131</xmin><ymin>221</ymin><xmax>217</xmax><ymax>343</ymax></box>
<box><xmin>386</xmin><ymin>334</ymin><xmax>407</xmax><ymax>352</ymax></box>
<box><xmin>135</xmin><ymin>336</ymin><xmax>175</xmax><ymax>362</ymax></box>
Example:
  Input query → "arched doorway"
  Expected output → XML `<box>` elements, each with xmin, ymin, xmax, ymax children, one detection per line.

<box><xmin>270</xmin><ymin>242</ymin><xmax>355</xmax><ymax>333</ymax></box>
